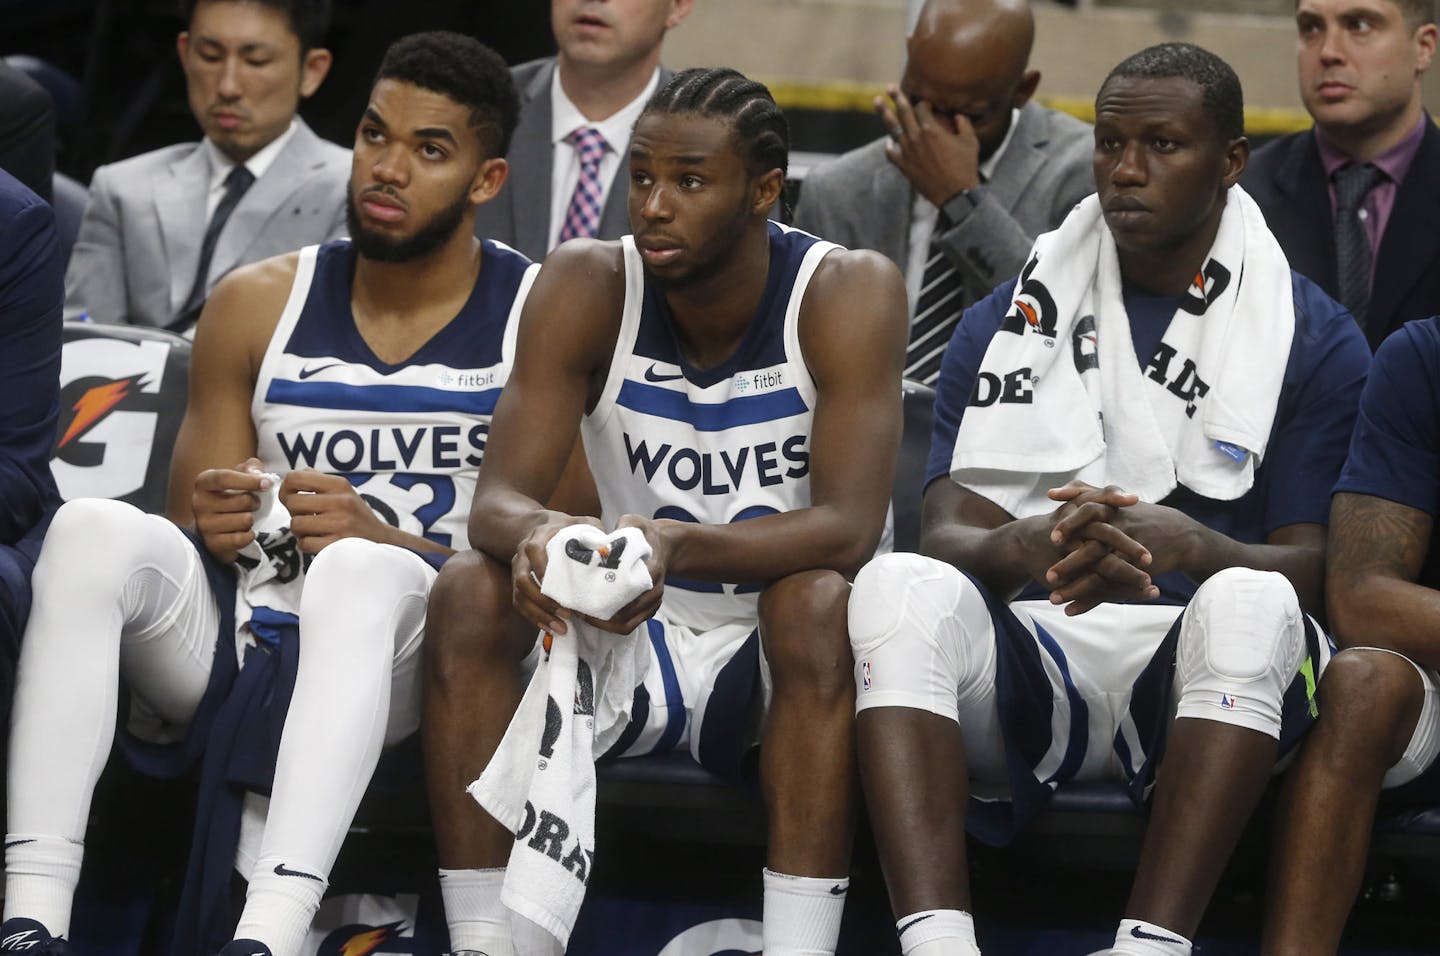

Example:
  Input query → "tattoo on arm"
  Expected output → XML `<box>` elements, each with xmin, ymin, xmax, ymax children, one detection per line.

<box><xmin>1330</xmin><ymin>493</ymin><xmax>1433</xmax><ymax>584</ymax></box>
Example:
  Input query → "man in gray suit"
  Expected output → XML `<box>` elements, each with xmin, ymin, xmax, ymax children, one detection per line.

<box><xmin>64</xmin><ymin>0</ymin><xmax>349</xmax><ymax>331</ymax></box>
<box><xmin>474</xmin><ymin>0</ymin><xmax>694</xmax><ymax>261</ymax></box>
<box><xmin>793</xmin><ymin>0</ymin><xmax>1093</xmax><ymax>385</ymax></box>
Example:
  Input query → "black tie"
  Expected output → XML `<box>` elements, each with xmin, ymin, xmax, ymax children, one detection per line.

<box><xmin>906</xmin><ymin>210</ymin><xmax>965</xmax><ymax>386</ymax></box>
<box><xmin>173</xmin><ymin>164</ymin><xmax>256</xmax><ymax>330</ymax></box>
<box><xmin>1332</xmin><ymin>161</ymin><xmax>1385</xmax><ymax>331</ymax></box>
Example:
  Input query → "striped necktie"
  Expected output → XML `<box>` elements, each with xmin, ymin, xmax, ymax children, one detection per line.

<box><xmin>905</xmin><ymin>210</ymin><xmax>964</xmax><ymax>386</ymax></box>
<box><xmin>558</xmin><ymin>126</ymin><xmax>610</xmax><ymax>243</ymax></box>
<box><xmin>1332</xmin><ymin>161</ymin><xmax>1385</xmax><ymax>331</ymax></box>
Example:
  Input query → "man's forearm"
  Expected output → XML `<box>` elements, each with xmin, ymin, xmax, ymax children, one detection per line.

<box><xmin>663</xmin><ymin>504</ymin><xmax>885</xmax><ymax>583</ymax></box>
<box><xmin>919</xmin><ymin>515</ymin><xmax>1045</xmax><ymax>601</ymax></box>
<box><xmin>468</xmin><ymin>488</ymin><xmax>571</xmax><ymax>561</ymax></box>
<box><xmin>1184</xmin><ymin>525</ymin><xmax>1325</xmax><ymax>613</ymax></box>
<box><xmin>1332</xmin><ymin>576</ymin><xmax>1440</xmax><ymax>669</ymax></box>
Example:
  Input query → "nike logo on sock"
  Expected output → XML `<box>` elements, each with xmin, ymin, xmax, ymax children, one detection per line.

<box><xmin>273</xmin><ymin>862</ymin><xmax>323</xmax><ymax>882</ymax></box>
<box><xmin>829</xmin><ymin>883</ymin><xmax>846</xmax><ymax>896</ymax></box>
<box><xmin>896</xmin><ymin>913</ymin><xmax>935</xmax><ymax>936</ymax></box>
<box><xmin>1131</xmin><ymin>925</ymin><xmax>1185</xmax><ymax>944</ymax></box>
<box><xmin>3</xmin><ymin>840</ymin><xmax>34</xmax><ymax>850</ymax></box>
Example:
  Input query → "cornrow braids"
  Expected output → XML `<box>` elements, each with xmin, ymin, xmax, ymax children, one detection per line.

<box><xmin>641</xmin><ymin>67</ymin><xmax>790</xmax><ymax>179</ymax></box>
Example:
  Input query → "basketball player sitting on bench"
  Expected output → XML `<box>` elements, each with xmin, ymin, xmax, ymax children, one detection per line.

<box><xmin>845</xmin><ymin>43</ymin><xmax>1369</xmax><ymax>956</ymax></box>
<box><xmin>422</xmin><ymin>68</ymin><xmax>908</xmax><ymax>956</ymax></box>
<box><xmin>2</xmin><ymin>32</ymin><xmax>540</xmax><ymax>956</ymax></box>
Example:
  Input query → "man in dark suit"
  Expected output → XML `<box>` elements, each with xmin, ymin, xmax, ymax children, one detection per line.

<box><xmin>793</xmin><ymin>0</ymin><xmax>1093</xmax><ymax>385</ymax></box>
<box><xmin>1242</xmin><ymin>0</ymin><xmax>1439</xmax><ymax>350</ymax></box>
<box><xmin>473</xmin><ymin>0</ymin><xmax>694</xmax><ymax>261</ymax></box>
<box><xmin>0</xmin><ymin>168</ymin><xmax>63</xmax><ymax>725</ymax></box>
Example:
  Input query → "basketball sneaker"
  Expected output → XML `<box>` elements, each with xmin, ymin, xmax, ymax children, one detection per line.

<box><xmin>0</xmin><ymin>918</ymin><xmax>68</xmax><ymax>954</ymax></box>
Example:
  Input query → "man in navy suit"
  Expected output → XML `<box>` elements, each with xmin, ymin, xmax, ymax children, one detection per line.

<box><xmin>0</xmin><ymin>168</ymin><xmax>63</xmax><ymax>721</ymax></box>
<box><xmin>1242</xmin><ymin>0</ymin><xmax>1439</xmax><ymax>350</ymax></box>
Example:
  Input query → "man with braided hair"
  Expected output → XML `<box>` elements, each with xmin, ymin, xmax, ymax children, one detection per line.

<box><xmin>424</xmin><ymin>67</ymin><xmax>908</xmax><ymax>956</ymax></box>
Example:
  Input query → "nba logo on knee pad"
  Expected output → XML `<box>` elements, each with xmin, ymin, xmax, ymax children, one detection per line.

<box><xmin>862</xmin><ymin>660</ymin><xmax>872</xmax><ymax>691</ymax></box>
<box><xmin>1220</xmin><ymin>693</ymin><xmax>1237</xmax><ymax>710</ymax></box>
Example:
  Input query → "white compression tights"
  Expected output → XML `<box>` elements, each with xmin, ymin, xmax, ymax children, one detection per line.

<box><xmin>5</xmin><ymin>498</ymin><xmax>436</xmax><ymax>954</ymax></box>
<box><xmin>235</xmin><ymin>535</ymin><xmax>434</xmax><ymax>956</ymax></box>
<box><xmin>5</xmin><ymin>498</ymin><xmax>220</xmax><ymax>934</ymax></box>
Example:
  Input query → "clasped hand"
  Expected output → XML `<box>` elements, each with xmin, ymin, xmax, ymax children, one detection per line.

<box><xmin>1034</xmin><ymin>480</ymin><xmax>1198</xmax><ymax>616</ymax></box>
<box><xmin>512</xmin><ymin>514</ymin><xmax>668</xmax><ymax>639</ymax></box>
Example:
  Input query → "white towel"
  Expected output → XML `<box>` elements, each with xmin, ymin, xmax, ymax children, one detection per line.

<box><xmin>467</xmin><ymin>525</ymin><xmax>654</xmax><ymax>948</ymax></box>
<box><xmin>951</xmin><ymin>186</ymin><xmax>1295</xmax><ymax>518</ymax></box>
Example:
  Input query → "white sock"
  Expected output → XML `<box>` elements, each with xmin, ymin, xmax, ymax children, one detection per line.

<box><xmin>233</xmin><ymin>857</ymin><xmax>328</xmax><ymax>956</ymax></box>
<box><xmin>2</xmin><ymin>835</ymin><xmax>84</xmax><ymax>936</ymax></box>
<box><xmin>1110</xmin><ymin>918</ymin><xmax>1192</xmax><ymax>955</ymax></box>
<box><xmin>896</xmin><ymin>909</ymin><xmax>980</xmax><ymax>956</ymax></box>
<box><xmin>761</xmin><ymin>868</ymin><xmax>848</xmax><ymax>956</ymax></box>
<box><xmin>440</xmin><ymin>868</ymin><xmax>512</xmax><ymax>955</ymax></box>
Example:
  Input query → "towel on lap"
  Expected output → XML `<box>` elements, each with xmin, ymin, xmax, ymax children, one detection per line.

<box><xmin>468</xmin><ymin>524</ymin><xmax>654</xmax><ymax>947</ymax></box>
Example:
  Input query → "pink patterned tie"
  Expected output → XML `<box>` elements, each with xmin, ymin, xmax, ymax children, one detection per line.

<box><xmin>558</xmin><ymin>126</ymin><xmax>610</xmax><ymax>243</ymax></box>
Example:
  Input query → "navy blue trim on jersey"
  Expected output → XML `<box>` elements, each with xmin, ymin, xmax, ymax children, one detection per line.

<box><xmin>631</xmin><ymin>222</ymin><xmax>819</xmax><ymax>387</ymax></box>
<box><xmin>967</xmin><ymin>573</ymin><xmax>1330</xmax><ymax>847</ymax></box>
<box><xmin>282</xmin><ymin>239</ymin><xmax>529</xmax><ymax>372</ymax></box>
<box><xmin>265</xmin><ymin>379</ymin><xmax>504</xmax><ymax>416</ymax></box>
<box><xmin>646</xmin><ymin>619</ymin><xmax>687</xmax><ymax>756</ymax></box>
<box><xmin>615</xmin><ymin>380</ymin><xmax>808</xmax><ymax>430</ymax></box>
<box><xmin>117</xmin><ymin>527</ymin><xmax>239</xmax><ymax>778</ymax></box>
<box><xmin>694</xmin><ymin>629</ymin><xmax>762</xmax><ymax>783</ymax></box>
<box><xmin>601</xmin><ymin>684</ymin><xmax>651</xmax><ymax>761</ymax></box>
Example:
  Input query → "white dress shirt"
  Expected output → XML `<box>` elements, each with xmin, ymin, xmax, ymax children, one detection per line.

<box><xmin>547</xmin><ymin>67</ymin><xmax>661</xmax><ymax>252</ymax></box>
<box><xmin>200</xmin><ymin>118</ymin><xmax>298</xmax><ymax>220</ymax></box>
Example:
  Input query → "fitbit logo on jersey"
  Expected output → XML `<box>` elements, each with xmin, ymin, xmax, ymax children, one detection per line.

<box><xmin>437</xmin><ymin>368</ymin><xmax>496</xmax><ymax>388</ymax></box>
<box><xmin>624</xmin><ymin>433</ymin><xmax>809</xmax><ymax>492</ymax></box>
<box><xmin>733</xmin><ymin>364</ymin><xmax>786</xmax><ymax>394</ymax></box>
<box><xmin>277</xmin><ymin>424</ymin><xmax>489</xmax><ymax>471</ymax></box>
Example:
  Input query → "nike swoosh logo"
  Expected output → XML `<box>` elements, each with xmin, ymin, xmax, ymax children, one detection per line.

<box><xmin>643</xmin><ymin>363</ymin><xmax>685</xmax><ymax>383</ymax></box>
<box><xmin>297</xmin><ymin>362</ymin><xmax>344</xmax><ymax>380</ymax></box>
<box><xmin>3</xmin><ymin>839</ymin><xmax>34</xmax><ymax>849</ymax></box>
<box><xmin>273</xmin><ymin>862</ymin><xmax>324</xmax><ymax>882</ymax></box>
<box><xmin>829</xmin><ymin>883</ymin><xmax>846</xmax><ymax>896</ymax></box>
<box><xmin>897</xmin><ymin>913</ymin><xmax>935</xmax><ymax>935</ymax></box>
<box><xmin>1131</xmin><ymin>926</ymin><xmax>1185</xmax><ymax>943</ymax></box>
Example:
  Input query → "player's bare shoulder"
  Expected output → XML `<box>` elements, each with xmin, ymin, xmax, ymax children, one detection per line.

<box><xmin>520</xmin><ymin>237</ymin><xmax>631</xmax><ymax>355</ymax></box>
<box><xmin>192</xmin><ymin>249</ymin><xmax>305</xmax><ymax>376</ymax></box>
<box><xmin>798</xmin><ymin>246</ymin><xmax>909</xmax><ymax>372</ymax></box>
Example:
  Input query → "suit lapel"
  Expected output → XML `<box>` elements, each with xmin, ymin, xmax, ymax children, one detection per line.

<box><xmin>870</xmin><ymin>160</ymin><xmax>912</xmax><ymax>266</ymax></box>
<box><xmin>1370</xmin><ymin>120</ymin><xmax>1440</xmax><ymax>342</ymax></box>
<box><xmin>154</xmin><ymin>144</ymin><xmax>211</xmax><ymax>316</ymax></box>
<box><xmin>211</xmin><ymin>121</ymin><xmax>328</xmax><ymax>282</ymax></box>
<box><xmin>984</xmin><ymin>104</ymin><xmax>1048</xmax><ymax>215</ymax></box>
<box><xmin>509</xmin><ymin>62</ymin><xmax>556</xmax><ymax>259</ymax></box>
<box><xmin>1272</xmin><ymin>132</ymin><xmax>1337</xmax><ymax>294</ymax></box>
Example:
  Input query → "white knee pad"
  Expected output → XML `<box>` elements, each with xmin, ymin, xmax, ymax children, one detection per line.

<box><xmin>848</xmin><ymin>552</ymin><xmax>996</xmax><ymax>721</ymax></box>
<box><xmin>1175</xmin><ymin>568</ymin><xmax>1304</xmax><ymax>738</ymax></box>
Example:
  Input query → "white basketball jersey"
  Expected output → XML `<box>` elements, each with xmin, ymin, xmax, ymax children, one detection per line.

<box><xmin>581</xmin><ymin>223</ymin><xmax>838</xmax><ymax>632</ymax></box>
<box><xmin>241</xmin><ymin>239</ymin><xmax>538</xmax><ymax>619</ymax></box>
